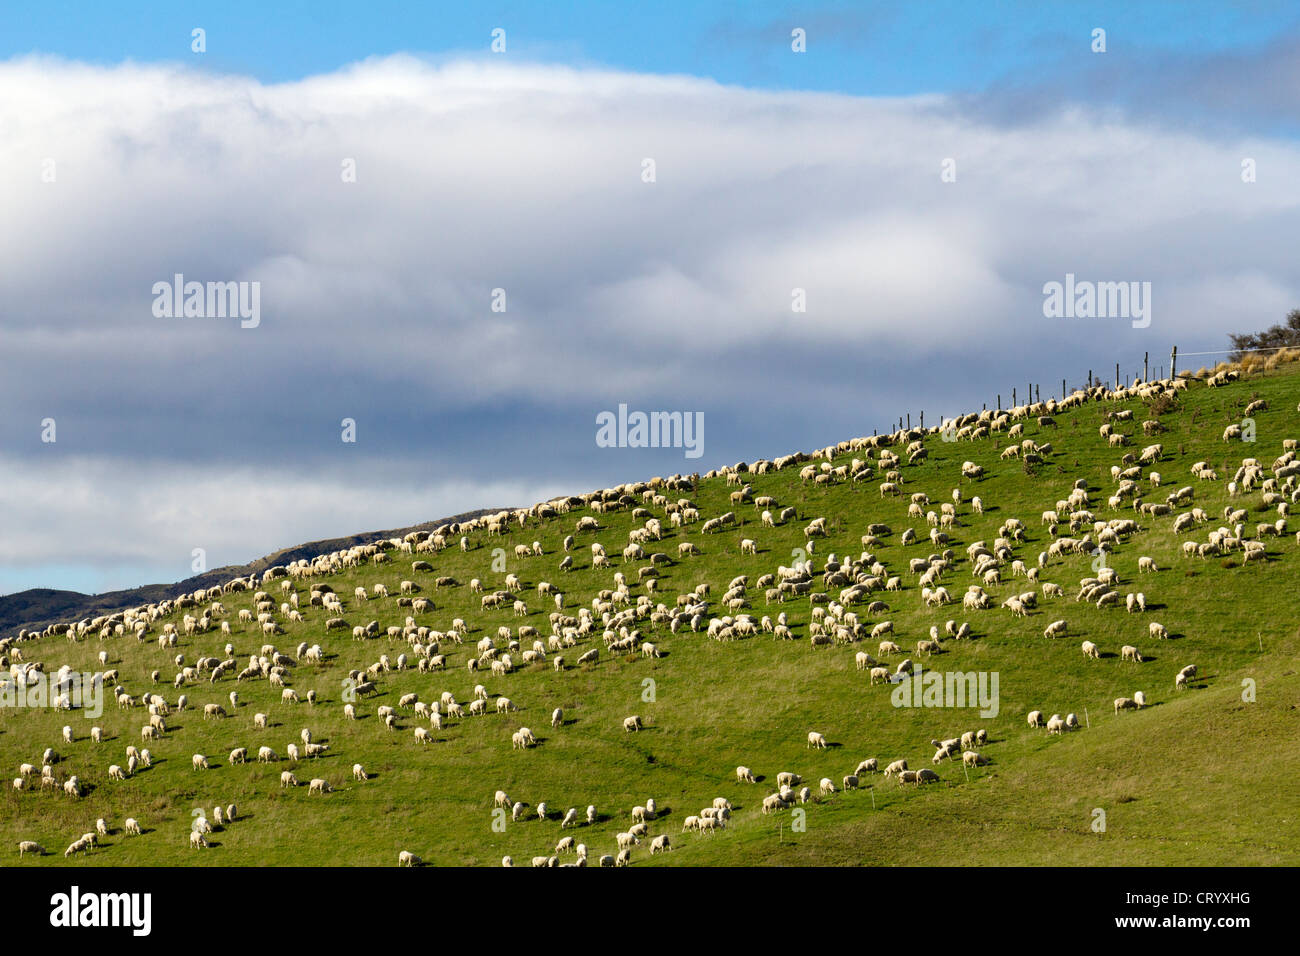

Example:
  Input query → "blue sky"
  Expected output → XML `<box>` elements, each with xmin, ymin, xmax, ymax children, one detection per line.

<box><xmin>3</xmin><ymin>2</ymin><xmax>1300</xmax><ymax>599</ymax></box>
<box><xmin>5</xmin><ymin>1</ymin><xmax>1299</xmax><ymax>96</ymax></box>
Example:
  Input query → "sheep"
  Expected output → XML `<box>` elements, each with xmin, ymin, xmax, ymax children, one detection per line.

<box><xmin>623</xmin><ymin>715</ymin><xmax>643</xmax><ymax>732</ymax></box>
<box><xmin>1027</xmin><ymin>710</ymin><xmax>1045</xmax><ymax>727</ymax></box>
<box><xmin>1149</xmin><ymin>622</ymin><xmax>1169</xmax><ymax>640</ymax></box>
<box><xmin>883</xmin><ymin>759</ymin><xmax>908</xmax><ymax>777</ymax></box>
<box><xmin>1043</xmin><ymin>620</ymin><xmax>1068</xmax><ymax>639</ymax></box>
<box><xmin>189</xmin><ymin>831</ymin><xmax>208</xmax><ymax>849</ymax></box>
<box><xmin>308</xmin><ymin>778</ymin><xmax>332</xmax><ymax>794</ymax></box>
<box><xmin>1081</xmin><ymin>640</ymin><xmax>1101</xmax><ymax>660</ymax></box>
<box><xmin>736</xmin><ymin>765</ymin><xmax>756</xmax><ymax>783</ymax></box>
<box><xmin>398</xmin><ymin>850</ymin><xmax>421</xmax><ymax>867</ymax></box>
<box><xmin>1121</xmin><ymin>645</ymin><xmax>1143</xmax><ymax>663</ymax></box>
<box><xmin>1046</xmin><ymin>714</ymin><xmax>1066</xmax><ymax>735</ymax></box>
<box><xmin>191</xmin><ymin>753</ymin><xmax>210</xmax><ymax>771</ymax></box>
<box><xmin>807</xmin><ymin>731</ymin><xmax>828</xmax><ymax>749</ymax></box>
<box><xmin>962</xmin><ymin>751</ymin><xmax>987</xmax><ymax>767</ymax></box>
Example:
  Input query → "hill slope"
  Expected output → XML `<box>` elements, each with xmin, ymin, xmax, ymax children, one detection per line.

<box><xmin>3</xmin><ymin>361</ymin><xmax>1298</xmax><ymax>866</ymax></box>
<box><xmin>0</xmin><ymin>509</ymin><xmax>502</xmax><ymax>637</ymax></box>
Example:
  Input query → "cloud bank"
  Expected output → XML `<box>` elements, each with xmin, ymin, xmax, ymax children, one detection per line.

<box><xmin>2</xmin><ymin>54</ymin><xmax>1298</xmax><ymax>592</ymax></box>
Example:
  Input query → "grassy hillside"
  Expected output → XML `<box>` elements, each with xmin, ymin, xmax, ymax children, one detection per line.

<box><xmin>0</xmin><ymin>509</ymin><xmax>501</xmax><ymax>637</ymax></box>
<box><xmin>3</xmin><ymin>361</ymin><xmax>1299</xmax><ymax>866</ymax></box>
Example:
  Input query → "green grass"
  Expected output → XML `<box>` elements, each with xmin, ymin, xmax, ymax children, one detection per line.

<box><xmin>3</xmin><ymin>363</ymin><xmax>1299</xmax><ymax>866</ymax></box>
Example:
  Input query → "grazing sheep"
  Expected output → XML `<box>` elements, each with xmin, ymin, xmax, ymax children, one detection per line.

<box><xmin>623</xmin><ymin>715</ymin><xmax>643</xmax><ymax>732</ymax></box>
<box><xmin>1027</xmin><ymin>710</ymin><xmax>1045</xmax><ymax>727</ymax></box>
<box><xmin>736</xmin><ymin>765</ymin><xmax>756</xmax><ymax>783</ymax></box>
<box><xmin>1121</xmin><ymin>645</ymin><xmax>1143</xmax><ymax>662</ymax></box>
<box><xmin>1081</xmin><ymin>640</ymin><xmax>1101</xmax><ymax>660</ymax></box>
<box><xmin>398</xmin><ymin>850</ymin><xmax>421</xmax><ymax>867</ymax></box>
<box><xmin>807</xmin><ymin>731</ymin><xmax>828</xmax><ymax>749</ymax></box>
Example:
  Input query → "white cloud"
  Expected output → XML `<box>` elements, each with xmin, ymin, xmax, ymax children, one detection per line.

<box><xmin>0</xmin><ymin>453</ymin><xmax>565</xmax><ymax>583</ymax></box>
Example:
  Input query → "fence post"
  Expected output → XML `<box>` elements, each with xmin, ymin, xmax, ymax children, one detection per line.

<box><xmin>1144</xmin><ymin>351</ymin><xmax>1149</xmax><ymax>381</ymax></box>
<box><xmin>1171</xmin><ymin>345</ymin><xmax>1177</xmax><ymax>379</ymax></box>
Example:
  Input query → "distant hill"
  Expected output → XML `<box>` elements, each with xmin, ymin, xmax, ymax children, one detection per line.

<box><xmin>0</xmin><ymin>508</ymin><xmax>502</xmax><ymax>637</ymax></box>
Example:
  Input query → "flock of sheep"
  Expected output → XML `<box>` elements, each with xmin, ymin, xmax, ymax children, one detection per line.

<box><xmin>3</xmin><ymin>366</ymin><xmax>1296</xmax><ymax>865</ymax></box>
